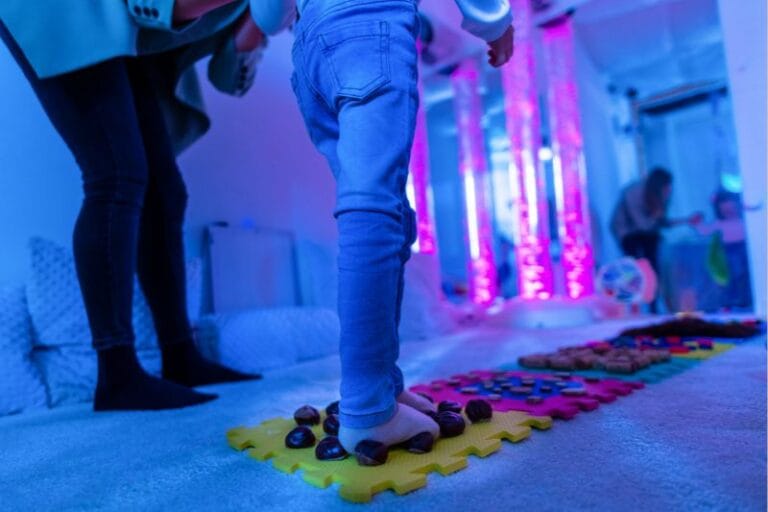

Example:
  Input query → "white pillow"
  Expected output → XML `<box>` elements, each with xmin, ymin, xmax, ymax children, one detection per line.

<box><xmin>26</xmin><ymin>238</ymin><xmax>202</xmax><ymax>406</ymax></box>
<box><xmin>294</xmin><ymin>239</ymin><xmax>338</xmax><ymax>310</ymax></box>
<box><xmin>399</xmin><ymin>252</ymin><xmax>460</xmax><ymax>342</ymax></box>
<box><xmin>294</xmin><ymin>239</ymin><xmax>460</xmax><ymax>342</ymax></box>
<box><xmin>0</xmin><ymin>286</ymin><xmax>48</xmax><ymax>415</ymax></box>
<box><xmin>27</xmin><ymin>237</ymin><xmax>202</xmax><ymax>350</ymax></box>
<box><xmin>33</xmin><ymin>346</ymin><xmax>161</xmax><ymax>407</ymax></box>
<box><xmin>196</xmin><ymin>307</ymin><xmax>340</xmax><ymax>374</ymax></box>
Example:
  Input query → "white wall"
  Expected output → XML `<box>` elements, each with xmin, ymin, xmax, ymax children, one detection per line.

<box><xmin>641</xmin><ymin>98</ymin><xmax>738</xmax><ymax>225</ymax></box>
<box><xmin>0</xmin><ymin>31</ymin><xmax>336</xmax><ymax>288</ymax></box>
<box><xmin>180</xmin><ymin>32</ymin><xmax>336</xmax><ymax>254</ymax></box>
<box><xmin>717</xmin><ymin>0</ymin><xmax>767</xmax><ymax>315</ymax></box>
<box><xmin>573</xmin><ymin>34</ymin><xmax>623</xmax><ymax>267</ymax></box>
<box><xmin>0</xmin><ymin>42</ymin><xmax>82</xmax><ymax>285</ymax></box>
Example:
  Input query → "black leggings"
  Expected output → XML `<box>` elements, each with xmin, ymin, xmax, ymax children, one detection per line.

<box><xmin>2</xmin><ymin>23</ymin><xmax>193</xmax><ymax>350</ymax></box>
<box><xmin>621</xmin><ymin>231</ymin><xmax>662</xmax><ymax>311</ymax></box>
<box><xmin>620</xmin><ymin>231</ymin><xmax>661</xmax><ymax>275</ymax></box>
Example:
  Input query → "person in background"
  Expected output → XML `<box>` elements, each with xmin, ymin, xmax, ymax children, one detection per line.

<box><xmin>692</xmin><ymin>189</ymin><xmax>753</xmax><ymax>309</ymax></box>
<box><xmin>283</xmin><ymin>0</ymin><xmax>515</xmax><ymax>453</ymax></box>
<box><xmin>0</xmin><ymin>0</ymin><xmax>293</xmax><ymax>411</ymax></box>
<box><xmin>496</xmin><ymin>236</ymin><xmax>517</xmax><ymax>298</ymax></box>
<box><xmin>610</xmin><ymin>167</ymin><xmax>700</xmax><ymax>311</ymax></box>
<box><xmin>611</xmin><ymin>168</ymin><xmax>695</xmax><ymax>271</ymax></box>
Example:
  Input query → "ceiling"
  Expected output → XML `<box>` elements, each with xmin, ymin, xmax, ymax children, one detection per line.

<box><xmin>419</xmin><ymin>0</ymin><xmax>728</xmax><ymax>105</ymax></box>
<box><xmin>573</xmin><ymin>0</ymin><xmax>726</xmax><ymax>98</ymax></box>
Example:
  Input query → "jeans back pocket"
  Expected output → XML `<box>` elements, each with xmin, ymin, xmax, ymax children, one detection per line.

<box><xmin>319</xmin><ymin>20</ymin><xmax>391</xmax><ymax>102</ymax></box>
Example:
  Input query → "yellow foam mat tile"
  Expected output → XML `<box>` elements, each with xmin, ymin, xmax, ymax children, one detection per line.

<box><xmin>227</xmin><ymin>410</ymin><xmax>552</xmax><ymax>503</ymax></box>
<box><xmin>673</xmin><ymin>342</ymin><xmax>735</xmax><ymax>360</ymax></box>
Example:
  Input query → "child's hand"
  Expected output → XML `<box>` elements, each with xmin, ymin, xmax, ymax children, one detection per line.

<box><xmin>688</xmin><ymin>212</ymin><xmax>704</xmax><ymax>225</ymax></box>
<box><xmin>234</xmin><ymin>8</ymin><xmax>267</xmax><ymax>52</ymax></box>
<box><xmin>487</xmin><ymin>25</ymin><xmax>515</xmax><ymax>67</ymax></box>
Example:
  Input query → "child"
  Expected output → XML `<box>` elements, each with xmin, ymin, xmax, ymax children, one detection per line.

<box><xmin>693</xmin><ymin>189</ymin><xmax>753</xmax><ymax>309</ymax></box>
<box><xmin>272</xmin><ymin>0</ymin><xmax>515</xmax><ymax>452</ymax></box>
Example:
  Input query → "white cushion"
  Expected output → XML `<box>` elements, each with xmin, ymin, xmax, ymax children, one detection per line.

<box><xmin>399</xmin><ymin>252</ymin><xmax>460</xmax><ymax>342</ymax></box>
<box><xmin>26</xmin><ymin>237</ymin><xmax>201</xmax><ymax>406</ymax></box>
<box><xmin>26</xmin><ymin>238</ymin><xmax>203</xmax><ymax>349</ymax></box>
<box><xmin>295</xmin><ymin>238</ymin><xmax>338</xmax><ymax>310</ymax></box>
<box><xmin>295</xmin><ymin>240</ymin><xmax>460</xmax><ymax>342</ymax></box>
<box><xmin>33</xmin><ymin>346</ymin><xmax>161</xmax><ymax>407</ymax></box>
<box><xmin>0</xmin><ymin>285</ymin><xmax>48</xmax><ymax>415</ymax></box>
<box><xmin>207</xmin><ymin>226</ymin><xmax>300</xmax><ymax>311</ymax></box>
<box><xmin>196</xmin><ymin>307</ymin><xmax>340</xmax><ymax>374</ymax></box>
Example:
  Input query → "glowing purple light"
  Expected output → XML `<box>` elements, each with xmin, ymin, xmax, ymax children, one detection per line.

<box><xmin>542</xmin><ymin>16</ymin><xmax>595</xmax><ymax>299</ymax></box>
<box><xmin>451</xmin><ymin>60</ymin><xmax>499</xmax><ymax>306</ymax></box>
<box><xmin>500</xmin><ymin>0</ymin><xmax>555</xmax><ymax>300</ymax></box>
<box><xmin>408</xmin><ymin>50</ymin><xmax>437</xmax><ymax>255</ymax></box>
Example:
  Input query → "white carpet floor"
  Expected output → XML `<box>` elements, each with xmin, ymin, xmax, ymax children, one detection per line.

<box><xmin>1</xmin><ymin>318</ymin><xmax>765</xmax><ymax>511</ymax></box>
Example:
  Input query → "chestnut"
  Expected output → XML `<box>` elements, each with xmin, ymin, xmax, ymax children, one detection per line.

<box><xmin>437</xmin><ymin>401</ymin><xmax>462</xmax><ymax>414</ymax></box>
<box><xmin>315</xmin><ymin>436</ymin><xmax>348</xmax><ymax>461</ymax></box>
<box><xmin>323</xmin><ymin>414</ymin><xmax>340</xmax><ymax>436</ymax></box>
<box><xmin>325</xmin><ymin>401</ymin><xmax>340</xmax><ymax>416</ymax></box>
<box><xmin>294</xmin><ymin>405</ymin><xmax>321</xmax><ymax>426</ymax></box>
<box><xmin>561</xmin><ymin>387</ymin><xmax>586</xmax><ymax>397</ymax></box>
<box><xmin>436</xmin><ymin>411</ymin><xmax>466</xmax><ymax>438</ymax></box>
<box><xmin>406</xmin><ymin>432</ymin><xmax>435</xmax><ymax>454</ymax></box>
<box><xmin>464</xmin><ymin>399</ymin><xmax>493</xmax><ymax>423</ymax></box>
<box><xmin>355</xmin><ymin>440</ymin><xmax>389</xmax><ymax>466</ymax></box>
<box><xmin>285</xmin><ymin>426</ymin><xmax>316</xmax><ymax>449</ymax></box>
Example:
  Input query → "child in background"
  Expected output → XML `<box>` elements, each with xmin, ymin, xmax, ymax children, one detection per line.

<box><xmin>277</xmin><ymin>0</ymin><xmax>515</xmax><ymax>452</ymax></box>
<box><xmin>693</xmin><ymin>189</ymin><xmax>753</xmax><ymax>309</ymax></box>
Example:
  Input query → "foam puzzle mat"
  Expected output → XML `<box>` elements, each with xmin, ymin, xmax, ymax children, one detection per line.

<box><xmin>670</xmin><ymin>342</ymin><xmax>734</xmax><ymax>359</ymax></box>
<box><xmin>502</xmin><ymin>357</ymin><xmax>701</xmax><ymax>384</ymax></box>
<box><xmin>228</xmin><ymin>410</ymin><xmax>552</xmax><ymax>503</ymax></box>
<box><xmin>410</xmin><ymin>370</ymin><xmax>643</xmax><ymax>420</ymax></box>
<box><xmin>603</xmin><ymin>337</ymin><xmax>735</xmax><ymax>359</ymax></box>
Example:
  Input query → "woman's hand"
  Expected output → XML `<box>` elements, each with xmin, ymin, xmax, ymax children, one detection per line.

<box><xmin>173</xmin><ymin>0</ymin><xmax>238</xmax><ymax>22</ymax></box>
<box><xmin>233</xmin><ymin>8</ymin><xmax>267</xmax><ymax>52</ymax></box>
<box><xmin>487</xmin><ymin>25</ymin><xmax>515</xmax><ymax>67</ymax></box>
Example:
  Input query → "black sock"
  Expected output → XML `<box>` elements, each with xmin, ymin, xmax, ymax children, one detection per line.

<box><xmin>161</xmin><ymin>342</ymin><xmax>261</xmax><ymax>387</ymax></box>
<box><xmin>94</xmin><ymin>345</ymin><xmax>218</xmax><ymax>411</ymax></box>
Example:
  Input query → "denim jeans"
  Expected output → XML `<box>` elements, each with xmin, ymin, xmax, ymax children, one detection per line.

<box><xmin>1</xmin><ymin>23</ymin><xmax>195</xmax><ymax>351</ymax></box>
<box><xmin>291</xmin><ymin>0</ymin><xmax>419</xmax><ymax>428</ymax></box>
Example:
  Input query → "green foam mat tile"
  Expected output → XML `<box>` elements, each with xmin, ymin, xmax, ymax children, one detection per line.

<box><xmin>671</xmin><ymin>342</ymin><xmax>735</xmax><ymax>359</ymax></box>
<box><xmin>501</xmin><ymin>357</ymin><xmax>702</xmax><ymax>384</ymax></box>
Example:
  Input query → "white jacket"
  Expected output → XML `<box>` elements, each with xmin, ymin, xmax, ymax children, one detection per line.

<box><xmin>251</xmin><ymin>0</ymin><xmax>511</xmax><ymax>42</ymax></box>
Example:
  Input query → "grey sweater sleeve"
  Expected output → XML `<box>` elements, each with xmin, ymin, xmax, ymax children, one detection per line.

<box><xmin>454</xmin><ymin>0</ymin><xmax>512</xmax><ymax>42</ymax></box>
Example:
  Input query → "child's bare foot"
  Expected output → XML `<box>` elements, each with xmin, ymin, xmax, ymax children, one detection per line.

<box><xmin>338</xmin><ymin>403</ymin><xmax>440</xmax><ymax>453</ymax></box>
<box><xmin>396</xmin><ymin>390</ymin><xmax>436</xmax><ymax>415</ymax></box>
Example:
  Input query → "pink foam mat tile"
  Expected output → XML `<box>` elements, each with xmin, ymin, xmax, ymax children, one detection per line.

<box><xmin>410</xmin><ymin>369</ymin><xmax>644</xmax><ymax>421</ymax></box>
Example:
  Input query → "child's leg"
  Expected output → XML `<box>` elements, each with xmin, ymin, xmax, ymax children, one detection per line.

<box><xmin>393</xmin><ymin>206</ymin><xmax>435</xmax><ymax>413</ymax></box>
<box><xmin>291</xmin><ymin>0</ymin><xmax>437</xmax><ymax>449</ymax></box>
